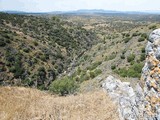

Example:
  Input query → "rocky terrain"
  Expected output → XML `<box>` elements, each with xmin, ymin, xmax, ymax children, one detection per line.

<box><xmin>102</xmin><ymin>29</ymin><xmax>160</xmax><ymax>120</ymax></box>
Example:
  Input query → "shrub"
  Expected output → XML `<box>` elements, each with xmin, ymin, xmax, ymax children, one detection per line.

<box><xmin>0</xmin><ymin>41</ymin><xmax>6</xmax><ymax>47</ymax></box>
<box><xmin>79</xmin><ymin>73</ymin><xmax>90</xmax><ymax>82</ymax></box>
<box><xmin>141</xmin><ymin>33</ymin><xmax>148</xmax><ymax>39</ymax></box>
<box><xmin>111</xmin><ymin>65</ymin><xmax>116</xmax><ymax>70</ymax></box>
<box><xmin>141</xmin><ymin>47</ymin><xmax>145</xmax><ymax>53</ymax></box>
<box><xmin>94</xmin><ymin>69</ymin><xmax>102</xmax><ymax>76</ymax></box>
<box><xmin>127</xmin><ymin>54</ymin><xmax>135</xmax><ymax>62</ymax></box>
<box><xmin>140</xmin><ymin>53</ymin><xmax>145</xmax><ymax>61</ymax></box>
<box><xmin>115</xmin><ymin>63</ymin><xmax>143</xmax><ymax>78</ymax></box>
<box><xmin>90</xmin><ymin>69</ymin><xmax>102</xmax><ymax>79</ymax></box>
<box><xmin>0</xmin><ymin>65</ymin><xmax>6</xmax><ymax>72</ymax></box>
<box><xmin>90</xmin><ymin>71</ymin><xmax>96</xmax><ymax>79</ymax></box>
<box><xmin>23</xmin><ymin>48</ymin><xmax>30</xmax><ymax>53</ymax></box>
<box><xmin>125</xmin><ymin>33</ymin><xmax>130</xmax><ymax>37</ymax></box>
<box><xmin>9</xmin><ymin>66</ymin><xmax>16</xmax><ymax>73</ymax></box>
<box><xmin>120</xmin><ymin>54</ymin><xmax>125</xmax><ymax>59</ymax></box>
<box><xmin>149</xmin><ymin>25</ymin><xmax>157</xmax><ymax>30</ymax></box>
<box><xmin>22</xmin><ymin>78</ymin><xmax>34</xmax><ymax>86</ymax></box>
<box><xmin>49</xmin><ymin>77</ymin><xmax>78</xmax><ymax>96</ymax></box>
<box><xmin>87</xmin><ymin>61</ymin><xmax>102</xmax><ymax>71</ymax></box>
<box><xmin>13</xmin><ymin>61</ymin><xmax>24</xmax><ymax>78</ymax></box>
<box><xmin>105</xmin><ymin>53</ymin><xmax>116</xmax><ymax>61</ymax></box>
<box><xmin>124</xmin><ymin>37</ymin><xmax>131</xmax><ymax>43</ymax></box>
<box><xmin>40</xmin><ymin>54</ymin><xmax>47</xmax><ymax>61</ymax></box>
<box><xmin>115</xmin><ymin>68</ymin><xmax>128</xmax><ymax>77</ymax></box>
<box><xmin>33</xmin><ymin>41</ymin><xmax>38</xmax><ymax>46</ymax></box>
<box><xmin>138</xmin><ymin>37</ymin><xmax>145</xmax><ymax>42</ymax></box>
<box><xmin>132</xmin><ymin>32</ymin><xmax>140</xmax><ymax>37</ymax></box>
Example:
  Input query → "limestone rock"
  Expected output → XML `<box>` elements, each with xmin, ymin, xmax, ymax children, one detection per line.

<box><xmin>102</xmin><ymin>76</ymin><xmax>139</xmax><ymax>120</ymax></box>
<box><xmin>102</xmin><ymin>29</ymin><xmax>160</xmax><ymax>120</ymax></box>
<box><xmin>142</xmin><ymin>29</ymin><xmax>160</xmax><ymax>120</ymax></box>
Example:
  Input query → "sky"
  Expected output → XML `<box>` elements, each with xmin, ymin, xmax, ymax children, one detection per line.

<box><xmin>0</xmin><ymin>0</ymin><xmax>160</xmax><ymax>12</ymax></box>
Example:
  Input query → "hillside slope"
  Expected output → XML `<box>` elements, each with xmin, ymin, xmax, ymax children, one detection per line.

<box><xmin>0</xmin><ymin>86</ymin><xmax>118</xmax><ymax>120</ymax></box>
<box><xmin>59</xmin><ymin>14</ymin><xmax>160</xmax><ymax>89</ymax></box>
<box><xmin>0</xmin><ymin>13</ymin><xmax>98</xmax><ymax>89</ymax></box>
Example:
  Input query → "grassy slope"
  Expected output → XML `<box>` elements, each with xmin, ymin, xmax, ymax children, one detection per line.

<box><xmin>0</xmin><ymin>86</ymin><xmax>118</xmax><ymax>120</ymax></box>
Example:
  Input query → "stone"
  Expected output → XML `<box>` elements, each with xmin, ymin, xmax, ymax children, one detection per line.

<box><xmin>102</xmin><ymin>76</ymin><xmax>138</xmax><ymax>120</ymax></box>
<box><xmin>149</xmin><ymin>28</ymin><xmax>160</xmax><ymax>43</ymax></box>
<box><xmin>142</xmin><ymin>29</ymin><xmax>160</xmax><ymax>119</ymax></box>
<box><xmin>102</xmin><ymin>29</ymin><xmax>160</xmax><ymax>120</ymax></box>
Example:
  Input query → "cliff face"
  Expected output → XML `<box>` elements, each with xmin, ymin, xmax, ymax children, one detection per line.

<box><xmin>141</xmin><ymin>28</ymin><xmax>160</xmax><ymax>119</ymax></box>
<box><xmin>103</xmin><ymin>29</ymin><xmax>160</xmax><ymax>120</ymax></box>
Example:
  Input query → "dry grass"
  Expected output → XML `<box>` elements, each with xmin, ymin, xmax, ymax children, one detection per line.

<box><xmin>0</xmin><ymin>86</ymin><xmax>118</xmax><ymax>120</ymax></box>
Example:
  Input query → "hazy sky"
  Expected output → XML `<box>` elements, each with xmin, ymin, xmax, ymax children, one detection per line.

<box><xmin>0</xmin><ymin>0</ymin><xmax>160</xmax><ymax>12</ymax></box>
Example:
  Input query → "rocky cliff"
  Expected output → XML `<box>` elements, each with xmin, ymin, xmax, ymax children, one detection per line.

<box><xmin>142</xmin><ymin>28</ymin><xmax>160</xmax><ymax>119</ymax></box>
<box><xmin>102</xmin><ymin>29</ymin><xmax>160</xmax><ymax>120</ymax></box>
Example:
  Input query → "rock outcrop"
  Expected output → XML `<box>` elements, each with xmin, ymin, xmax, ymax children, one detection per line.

<box><xmin>142</xmin><ymin>28</ymin><xmax>160</xmax><ymax>119</ymax></box>
<box><xmin>102</xmin><ymin>76</ymin><xmax>144</xmax><ymax>120</ymax></box>
<box><xmin>102</xmin><ymin>29</ymin><xmax>160</xmax><ymax>120</ymax></box>
<box><xmin>102</xmin><ymin>76</ymin><xmax>137</xmax><ymax>120</ymax></box>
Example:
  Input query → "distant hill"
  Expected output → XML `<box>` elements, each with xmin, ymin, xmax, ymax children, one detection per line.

<box><xmin>1</xmin><ymin>9</ymin><xmax>160</xmax><ymax>15</ymax></box>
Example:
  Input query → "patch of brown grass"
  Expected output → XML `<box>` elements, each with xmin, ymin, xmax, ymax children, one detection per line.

<box><xmin>0</xmin><ymin>87</ymin><xmax>118</xmax><ymax>120</ymax></box>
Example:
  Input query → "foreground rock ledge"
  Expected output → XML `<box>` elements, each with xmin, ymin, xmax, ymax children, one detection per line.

<box><xmin>102</xmin><ymin>29</ymin><xmax>160</xmax><ymax>120</ymax></box>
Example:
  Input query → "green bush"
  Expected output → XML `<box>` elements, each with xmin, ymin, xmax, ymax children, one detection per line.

<box><xmin>7</xmin><ymin>53</ymin><xmax>24</xmax><ymax>78</ymax></box>
<box><xmin>94</xmin><ymin>69</ymin><xmax>102</xmax><ymax>76</ymax></box>
<box><xmin>0</xmin><ymin>65</ymin><xmax>6</xmax><ymax>72</ymax></box>
<box><xmin>49</xmin><ymin>77</ymin><xmax>78</xmax><ymax>96</ymax></box>
<box><xmin>140</xmin><ymin>53</ymin><xmax>145</xmax><ymax>61</ymax></box>
<box><xmin>132</xmin><ymin>32</ymin><xmax>140</xmax><ymax>37</ymax></box>
<box><xmin>141</xmin><ymin>47</ymin><xmax>145</xmax><ymax>53</ymax></box>
<box><xmin>0</xmin><ymin>41</ymin><xmax>6</xmax><ymax>47</ymax></box>
<box><xmin>138</xmin><ymin>37</ymin><xmax>145</xmax><ymax>42</ymax></box>
<box><xmin>79</xmin><ymin>73</ymin><xmax>90</xmax><ymax>82</ymax></box>
<box><xmin>22</xmin><ymin>78</ymin><xmax>34</xmax><ymax>86</ymax></box>
<box><xmin>105</xmin><ymin>53</ymin><xmax>116</xmax><ymax>61</ymax></box>
<box><xmin>90</xmin><ymin>69</ymin><xmax>102</xmax><ymax>78</ymax></box>
<box><xmin>38</xmin><ymin>67</ymin><xmax>46</xmax><ymax>80</ymax></box>
<box><xmin>111</xmin><ymin>65</ymin><xmax>116</xmax><ymax>70</ymax></box>
<box><xmin>127</xmin><ymin>54</ymin><xmax>135</xmax><ymax>62</ymax></box>
<box><xmin>115</xmin><ymin>63</ymin><xmax>143</xmax><ymax>78</ymax></box>
<box><xmin>33</xmin><ymin>41</ymin><xmax>38</xmax><ymax>46</ymax></box>
<box><xmin>23</xmin><ymin>48</ymin><xmax>30</xmax><ymax>53</ymax></box>
<box><xmin>120</xmin><ymin>54</ymin><xmax>125</xmax><ymax>59</ymax></box>
<box><xmin>149</xmin><ymin>25</ymin><xmax>157</xmax><ymax>30</ymax></box>
<box><xmin>87</xmin><ymin>61</ymin><xmax>102</xmax><ymax>71</ymax></box>
<box><xmin>90</xmin><ymin>71</ymin><xmax>96</xmax><ymax>79</ymax></box>
<box><xmin>125</xmin><ymin>33</ymin><xmax>130</xmax><ymax>37</ymax></box>
<box><xmin>141</xmin><ymin>33</ymin><xmax>148</xmax><ymax>39</ymax></box>
<box><xmin>14</xmin><ymin>63</ymin><xmax>24</xmax><ymax>78</ymax></box>
<box><xmin>40</xmin><ymin>54</ymin><xmax>47</xmax><ymax>61</ymax></box>
<box><xmin>124</xmin><ymin>37</ymin><xmax>131</xmax><ymax>43</ymax></box>
<box><xmin>115</xmin><ymin>68</ymin><xmax>128</xmax><ymax>77</ymax></box>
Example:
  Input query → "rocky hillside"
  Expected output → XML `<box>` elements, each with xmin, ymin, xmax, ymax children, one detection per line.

<box><xmin>102</xmin><ymin>29</ymin><xmax>160</xmax><ymax>120</ymax></box>
<box><xmin>0</xmin><ymin>13</ymin><xmax>98</xmax><ymax>89</ymax></box>
<box><xmin>0</xmin><ymin>13</ymin><xmax>160</xmax><ymax>95</ymax></box>
<box><xmin>54</xmin><ymin>14</ymin><xmax>160</xmax><ymax>95</ymax></box>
